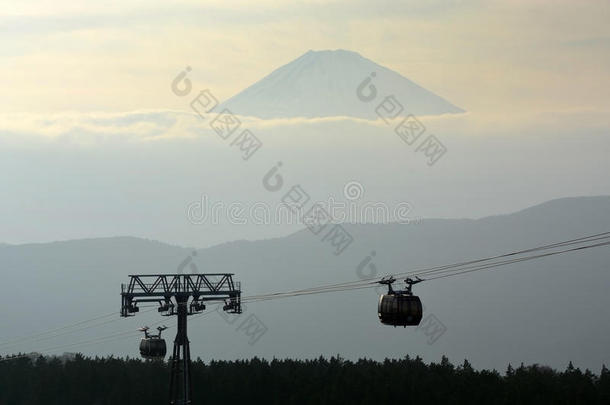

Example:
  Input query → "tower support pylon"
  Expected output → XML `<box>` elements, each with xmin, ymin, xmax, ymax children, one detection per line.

<box><xmin>169</xmin><ymin>296</ymin><xmax>192</xmax><ymax>404</ymax></box>
<box><xmin>120</xmin><ymin>274</ymin><xmax>242</xmax><ymax>405</ymax></box>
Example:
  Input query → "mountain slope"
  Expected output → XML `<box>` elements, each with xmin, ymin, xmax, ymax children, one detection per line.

<box><xmin>0</xmin><ymin>196</ymin><xmax>608</xmax><ymax>371</ymax></box>
<box><xmin>220</xmin><ymin>49</ymin><xmax>464</xmax><ymax>119</ymax></box>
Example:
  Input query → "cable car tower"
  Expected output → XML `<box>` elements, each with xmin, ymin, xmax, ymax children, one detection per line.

<box><xmin>121</xmin><ymin>274</ymin><xmax>241</xmax><ymax>405</ymax></box>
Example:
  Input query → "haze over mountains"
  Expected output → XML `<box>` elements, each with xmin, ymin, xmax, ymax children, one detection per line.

<box><xmin>0</xmin><ymin>50</ymin><xmax>607</xmax><ymax>373</ymax></box>
<box><xmin>2</xmin><ymin>47</ymin><xmax>608</xmax><ymax>249</ymax></box>
<box><xmin>220</xmin><ymin>49</ymin><xmax>464</xmax><ymax>119</ymax></box>
<box><xmin>1</xmin><ymin>196</ymin><xmax>609</xmax><ymax>371</ymax></box>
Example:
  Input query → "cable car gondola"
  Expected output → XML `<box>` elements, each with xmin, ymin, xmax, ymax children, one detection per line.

<box><xmin>378</xmin><ymin>277</ymin><xmax>424</xmax><ymax>327</ymax></box>
<box><xmin>139</xmin><ymin>326</ymin><xmax>168</xmax><ymax>360</ymax></box>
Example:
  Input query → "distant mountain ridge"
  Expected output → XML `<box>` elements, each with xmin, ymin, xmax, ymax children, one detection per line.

<box><xmin>1</xmin><ymin>195</ymin><xmax>609</xmax><ymax>371</ymax></box>
<box><xmin>220</xmin><ymin>49</ymin><xmax>464</xmax><ymax>119</ymax></box>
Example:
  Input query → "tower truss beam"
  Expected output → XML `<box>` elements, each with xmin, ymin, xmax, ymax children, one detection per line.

<box><xmin>120</xmin><ymin>273</ymin><xmax>241</xmax><ymax>405</ymax></box>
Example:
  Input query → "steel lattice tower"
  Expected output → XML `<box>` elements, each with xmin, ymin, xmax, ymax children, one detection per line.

<box><xmin>121</xmin><ymin>274</ymin><xmax>241</xmax><ymax>405</ymax></box>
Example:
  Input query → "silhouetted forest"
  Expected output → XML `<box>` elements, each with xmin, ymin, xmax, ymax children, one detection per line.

<box><xmin>1</xmin><ymin>354</ymin><xmax>608</xmax><ymax>404</ymax></box>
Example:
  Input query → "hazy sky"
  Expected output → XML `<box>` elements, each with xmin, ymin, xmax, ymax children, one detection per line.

<box><xmin>2</xmin><ymin>2</ymin><xmax>610</xmax><ymax>377</ymax></box>
<box><xmin>1</xmin><ymin>0</ymin><xmax>609</xmax><ymax>246</ymax></box>
<box><xmin>2</xmin><ymin>0</ymin><xmax>609</xmax><ymax>116</ymax></box>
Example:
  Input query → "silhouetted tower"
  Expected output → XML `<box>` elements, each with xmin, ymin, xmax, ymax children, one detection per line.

<box><xmin>121</xmin><ymin>274</ymin><xmax>241</xmax><ymax>405</ymax></box>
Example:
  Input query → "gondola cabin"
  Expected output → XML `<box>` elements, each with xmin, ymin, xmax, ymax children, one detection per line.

<box><xmin>139</xmin><ymin>326</ymin><xmax>167</xmax><ymax>360</ymax></box>
<box><xmin>378</xmin><ymin>294</ymin><xmax>423</xmax><ymax>326</ymax></box>
<box><xmin>377</xmin><ymin>276</ymin><xmax>424</xmax><ymax>327</ymax></box>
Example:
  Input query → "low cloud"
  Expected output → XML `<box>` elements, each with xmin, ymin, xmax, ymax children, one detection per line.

<box><xmin>0</xmin><ymin>110</ymin><xmax>198</xmax><ymax>144</ymax></box>
<box><xmin>1</xmin><ymin>108</ymin><xmax>608</xmax><ymax>146</ymax></box>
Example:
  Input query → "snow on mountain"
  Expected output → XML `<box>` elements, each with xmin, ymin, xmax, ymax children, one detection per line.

<box><xmin>220</xmin><ymin>49</ymin><xmax>464</xmax><ymax>119</ymax></box>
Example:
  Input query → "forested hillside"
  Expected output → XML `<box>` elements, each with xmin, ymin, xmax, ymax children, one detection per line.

<box><xmin>1</xmin><ymin>355</ymin><xmax>608</xmax><ymax>404</ymax></box>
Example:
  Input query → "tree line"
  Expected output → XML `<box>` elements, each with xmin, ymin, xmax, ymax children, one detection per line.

<box><xmin>0</xmin><ymin>354</ymin><xmax>608</xmax><ymax>404</ymax></box>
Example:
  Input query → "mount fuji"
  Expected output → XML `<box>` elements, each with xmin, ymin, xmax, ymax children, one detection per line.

<box><xmin>220</xmin><ymin>49</ymin><xmax>464</xmax><ymax>119</ymax></box>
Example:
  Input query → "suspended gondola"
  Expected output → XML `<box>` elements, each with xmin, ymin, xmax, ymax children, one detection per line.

<box><xmin>138</xmin><ymin>326</ymin><xmax>168</xmax><ymax>360</ymax></box>
<box><xmin>378</xmin><ymin>276</ymin><xmax>424</xmax><ymax>327</ymax></box>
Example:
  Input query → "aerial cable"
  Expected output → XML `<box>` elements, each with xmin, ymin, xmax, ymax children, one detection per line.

<box><xmin>0</xmin><ymin>308</ymin><xmax>158</xmax><ymax>351</ymax></box>
<box><xmin>3</xmin><ymin>232</ymin><xmax>610</xmax><ymax>357</ymax></box>
<box><xmin>425</xmin><ymin>240</ymin><xmax>610</xmax><ymax>281</ymax></box>
<box><xmin>243</xmin><ymin>232</ymin><xmax>610</xmax><ymax>299</ymax></box>
<box><xmin>0</xmin><ymin>311</ymin><xmax>118</xmax><ymax>348</ymax></box>
<box><xmin>238</xmin><ymin>237</ymin><xmax>610</xmax><ymax>302</ymax></box>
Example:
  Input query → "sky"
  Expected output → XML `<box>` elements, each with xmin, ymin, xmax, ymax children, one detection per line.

<box><xmin>1</xmin><ymin>0</ymin><xmax>609</xmax><ymax>247</ymax></box>
<box><xmin>2</xmin><ymin>0</ymin><xmax>609</xmax><ymax>115</ymax></box>
<box><xmin>1</xmin><ymin>1</ymin><xmax>610</xmax><ymax>369</ymax></box>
